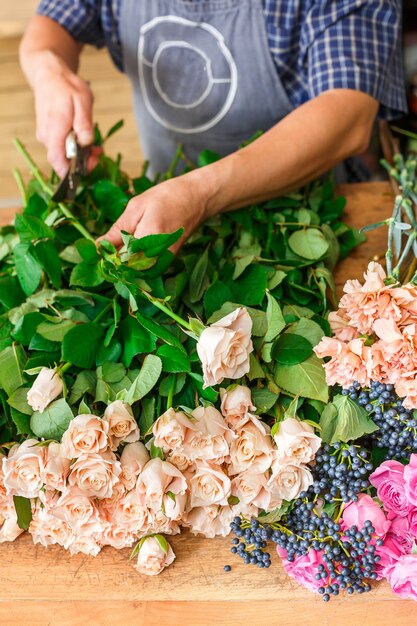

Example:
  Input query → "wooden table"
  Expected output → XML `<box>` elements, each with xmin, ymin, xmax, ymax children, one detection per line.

<box><xmin>0</xmin><ymin>183</ymin><xmax>415</xmax><ymax>626</ymax></box>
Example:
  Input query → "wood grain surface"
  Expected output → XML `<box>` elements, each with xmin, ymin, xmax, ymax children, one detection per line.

<box><xmin>0</xmin><ymin>183</ymin><xmax>415</xmax><ymax>625</ymax></box>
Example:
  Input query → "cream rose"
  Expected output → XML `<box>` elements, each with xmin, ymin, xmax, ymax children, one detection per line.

<box><xmin>26</xmin><ymin>367</ymin><xmax>63</xmax><ymax>412</ymax></box>
<box><xmin>2</xmin><ymin>439</ymin><xmax>46</xmax><ymax>498</ymax></box>
<box><xmin>196</xmin><ymin>307</ymin><xmax>253</xmax><ymax>387</ymax></box>
<box><xmin>52</xmin><ymin>487</ymin><xmax>100</xmax><ymax>530</ymax></box>
<box><xmin>0</xmin><ymin>509</ymin><xmax>24</xmax><ymax>543</ymax></box>
<box><xmin>189</xmin><ymin>461</ymin><xmax>231</xmax><ymax>508</ymax></box>
<box><xmin>103</xmin><ymin>401</ymin><xmax>140</xmax><ymax>450</ymax></box>
<box><xmin>228</xmin><ymin>419</ymin><xmax>273</xmax><ymax>476</ymax></box>
<box><xmin>152</xmin><ymin>408</ymin><xmax>196</xmax><ymax>452</ymax></box>
<box><xmin>68</xmin><ymin>451</ymin><xmax>122</xmax><ymax>499</ymax></box>
<box><xmin>268</xmin><ymin>461</ymin><xmax>313</xmax><ymax>502</ymax></box>
<box><xmin>67</xmin><ymin>533</ymin><xmax>101</xmax><ymax>557</ymax></box>
<box><xmin>100</xmin><ymin>521</ymin><xmax>136</xmax><ymax>550</ymax></box>
<box><xmin>120</xmin><ymin>442</ymin><xmax>150</xmax><ymax>490</ymax></box>
<box><xmin>166</xmin><ymin>450</ymin><xmax>193</xmax><ymax>473</ymax></box>
<box><xmin>29</xmin><ymin>506</ymin><xmax>73</xmax><ymax>548</ymax></box>
<box><xmin>182</xmin><ymin>405</ymin><xmax>234</xmax><ymax>462</ymax></box>
<box><xmin>43</xmin><ymin>442</ymin><xmax>70</xmax><ymax>491</ymax></box>
<box><xmin>136</xmin><ymin>458</ymin><xmax>187</xmax><ymax>520</ymax></box>
<box><xmin>231</xmin><ymin>472</ymin><xmax>272</xmax><ymax>510</ymax></box>
<box><xmin>133</xmin><ymin>535</ymin><xmax>175</xmax><ymax>576</ymax></box>
<box><xmin>111</xmin><ymin>489</ymin><xmax>150</xmax><ymax>533</ymax></box>
<box><xmin>61</xmin><ymin>414</ymin><xmax>109</xmax><ymax>459</ymax></box>
<box><xmin>220</xmin><ymin>385</ymin><xmax>256</xmax><ymax>429</ymax></box>
<box><xmin>273</xmin><ymin>418</ymin><xmax>322</xmax><ymax>466</ymax></box>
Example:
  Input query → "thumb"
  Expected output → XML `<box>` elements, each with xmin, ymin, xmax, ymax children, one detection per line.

<box><xmin>98</xmin><ymin>202</ymin><xmax>145</xmax><ymax>248</ymax></box>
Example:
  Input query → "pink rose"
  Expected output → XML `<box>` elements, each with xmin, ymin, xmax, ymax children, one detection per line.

<box><xmin>375</xmin><ymin>535</ymin><xmax>405</xmax><ymax>577</ymax></box>
<box><xmin>408</xmin><ymin>508</ymin><xmax>417</xmax><ymax>535</ymax></box>
<box><xmin>133</xmin><ymin>535</ymin><xmax>175</xmax><ymax>576</ymax></box>
<box><xmin>2</xmin><ymin>439</ymin><xmax>46</xmax><ymax>498</ymax></box>
<box><xmin>228</xmin><ymin>419</ymin><xmax>273</xmax><ymax>475</ymax></box>
<box><xmin>370</xmin><ymin>461</ymin><xmax>412</xmax><ymax>517</ymax></box>
<box><xmin>152</xmin><ymin>408</ymin><xmax>195</xmax><ymax>452</ymax></box>
<box><xmin>277</xmin><ymin>547</ymin><xmax>326</xmax><ymax>593</ymax></box>
<box><xmin>267</xmin><ymin>461</ymin><xmax>313</xmax><ymax>502</ymax></box>
<box><xmin>273</xmin><ymin>418</ymin><xmax>321</xmax><ymax>466</ymax></box>
<box><xmin>220</xmin><ymin>385</ymin><xmax>256</xmax><ymax>429</ymax></box>
<box><xmin>188</xmin><ymin>461</ymin><xmax>231</xmax><ymax>507</ymax></box>
<box><xmin>182</xmin><ymin>405</ymin><xmax>234</xmax><ymax>462</ymax></box>
<box><xmin>404</xmin><ymin>454</ymin><xmax>417</xmax><ymax>507</ymax></box>
<box><xmin>196</xmin><ymin>307</ymin><xmax>253</xmax><ymax>387</ymax></box>
<box><xmin>385</xmin><ymin>554</ymin><xmax>417</xmax><ymax>600</ymax></box>
<box><xmin>26</xmin><ymin>367</ymin><xmax>63</xmax><ymax>412</ymax></box>
<box><xmin>119</xmin><ymin>442</ymin><xmax>150</xmax><ymax>490</ymax></box>
<box><xmin>388</xmin><ymin>516</ymin><xmax>414</xmax><ymax>553</ymax></box>
<box><xmin>43</xmin><ymin>442</ymin><xmax>70</xmax><ymax>491</ymax></box>
<box><xmin>103</xmin><ymin>401</ymin><xmax>140</xmax><ymax>450</ymax></box>
<box><xmin>136</xmin><ymin>458</ymin><xmax>187</xmax><ymax>520</ymax></box>
<box><xmin>68</xmin><ymin>451</ymin><xmax>121</xmax><ymax>499</ymax></box>
<box><xmin>341</xmin><ymin>494</ymin><xmax>390</xmax><ymax>537</ymax></box>
<box><xmin>61</xmin><ymin>414</ymin><xmax>109</xmax><ymax>459</ymax></box>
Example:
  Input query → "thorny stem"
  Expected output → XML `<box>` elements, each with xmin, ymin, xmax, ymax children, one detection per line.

<box><xmin>13</xmin><ymin>168</ymin><xmax>27</xmax><ymax>205</ymax></box>
<box><xmin>13</xmin><ymin>138</ymin><xmax>95</xmax><ymax>242</ymax></box>
<box><xmin>140</xmin><ymin>290</ymin><xmax>193</xmax><ymax>331</ymax></box>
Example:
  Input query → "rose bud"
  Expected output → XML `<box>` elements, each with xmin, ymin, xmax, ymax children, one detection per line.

<box><xmin>103</xmin><ymin>401</ymin><xmax>140</xmax><ymax>451</ymax></box>
<box><xmin>27</xmin><ymin>368</ymin><xmax>63</xmax><ymax>412</ymax></box>
<box><xmin>132</xmin><ymin>534</ymin><xmax>175</xmax><ymax>576</ymax></box>
<box><xmin>196</xmin><ymin>307</ymin><xmax>253</xmax><ymax>388</ymax></box>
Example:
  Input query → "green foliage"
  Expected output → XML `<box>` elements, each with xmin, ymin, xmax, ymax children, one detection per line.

<box><xmin>320</xmin><ymin>394</ymin><xmax>378</xmax><ymax>444</ymax></box>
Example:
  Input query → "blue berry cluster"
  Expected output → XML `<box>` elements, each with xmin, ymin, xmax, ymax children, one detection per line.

<box><xmin>345</xmin><ymin>380</ymin><xmax>417</xmax><ymax>460</ymax></box>
<box><xmin>229</xmin><ymin>443</ymin><xmax>378</xmax><ymax>601</ymax></box>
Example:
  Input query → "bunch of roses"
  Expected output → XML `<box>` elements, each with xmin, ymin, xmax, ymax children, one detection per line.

<box><xmin>314</xmin><ymin>261</ymin><xmax>417</xmax><ymax>408</ymax></box>
<box><xmin>0</xmin><ymin>388</ymin><xmax>321</xmax><ymax>575</ymax></box>
<box><xmin>152</xmin><ymin>385</ymin><xmax>322</xmax><ymax>538</ymax></box>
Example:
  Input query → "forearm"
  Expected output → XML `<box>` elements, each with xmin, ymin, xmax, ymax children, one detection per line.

<box><xmin>202</xmin><ymin>90</ymin><xmax>379</xmax><ymax>216</ymax></box>
<box><xmin>19</xmin><ymin>16</ymin><xmax>82</xmax><ymax>87</ymax></box>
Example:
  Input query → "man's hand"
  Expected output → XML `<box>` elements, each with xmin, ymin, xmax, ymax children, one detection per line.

<box><xmin>99</xmin><ymin>172</ymin><xmax>211</xmax><ymax>253</ymax></box>
<box><xmin>20</xmin><ymin>16</ymin><xmax>97</xmax><ymax>177</ymax></box>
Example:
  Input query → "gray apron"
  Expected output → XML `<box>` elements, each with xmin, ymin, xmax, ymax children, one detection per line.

<box><xmin>120</xmin><ymin>0</ymin><xmax>294</xmax><ymax>175</ymax></box>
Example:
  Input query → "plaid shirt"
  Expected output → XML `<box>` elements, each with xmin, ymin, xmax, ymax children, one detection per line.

<box><xmin>37</xmin><ymin>0</ymin><xmax>407</xmax><ymax>119</ymax></box>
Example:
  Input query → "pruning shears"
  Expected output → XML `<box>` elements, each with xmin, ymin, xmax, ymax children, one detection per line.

<box><xmin>52</xmin><ymin>131</ymin><xmax>90</xmax><ymax>202</ymax></box>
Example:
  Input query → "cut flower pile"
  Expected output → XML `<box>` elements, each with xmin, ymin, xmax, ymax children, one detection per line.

<box><xmin>1</xmin><ymin>128</ymin><xmax>417</xmax><ymax>599</ymax></box>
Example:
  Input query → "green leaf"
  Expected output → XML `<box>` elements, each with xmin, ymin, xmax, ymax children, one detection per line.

<box><xmin>121</xmin><ymin>316</ymin><xmax>157</xmax><ymax>367</ymax></box>
<box><xmin>12</xmin><ymin>312</ymin><xmax>44</xmax><ymax>345</ymax></box>
<box><xmin>15</xmin><ymin>213</ymin><xmax>55</xmax><ymax>242</ymax></box>
<box><xmin>69</xmin><ymin>370</ymin><xmax>97</xmax><ymax>404</ymax></box>
<box><xmin>247</xmin><ymin>354</ymin><xmax>265</xmax><ymax>380</ymax></box>
<box><xmin>13</xmin><ymin>496</ymin><xmax>32</xmax><ymax>530</ymax></box>
<box><xmin>105</xmin><ymin>119</ymin><xmax>124</xmax><ymax>139</ymax></box>
<box><xmin>189</xmin><ymin>247</ymin><xmax>209</xmax><ymax>303</ymax></box>
<box><xmin>135</xmin><ymin>310</ymin><xmax>183</xmax><ymax>350</ymax></box>
<box><xmin>92</xmin><ymin>180</ymin><xmax>129</xmax><ymax>222</ymax></box>
<box><xmin>30</xmin><ymin>398</ymin><xmax>74</xmax><ymax>439</ymax></box>
<box><xmin>286</xmin><ymin>318</ymin><xmax>325</xmax><ymax>347</ymax></box>
<box><xmin>7</xmin><ymin>387</ymin><xmax>32</xmax><ymax>415</ymax></box>
<box><xmin>62</xmin><ymin>323</ymin><xmax>104</xmax><ymax>369</ymax></box>
<box><xmin>232</xmin><ymin>265</ymin><xmax>268</xmax><ymax>306</ymax></box>
<box><xmin>70</xmin><ymin>261</ymin><xmax>104</xmax><ymax>287</ymax></box>
<box><xmin>13</xmin><ymin>243</ymin><xmax>43</xmax><ymax>296</ymax></box>
<box><xmin>156</xmin><ymin>344</ymin><xmax>191</xmax><ymax>373</ymax></box>
<box><xmin>0</xmin><ymin>345</ymin><xmax>27</xmax><ymax>395</ymax></box>
<box><xmin>274</xmin><ymin>354</ymin><xmax>328</xmax><ymax>403</ymax></box>
<box><xmin>150</xmin><ymin>442</ymin><xmax>164</xmax><ymax>459</ymax></box>
<box><xmin>37</xmin><ymin>318</ymin><xmax>76</xmax><ymax>342</ymax></box>
<box><xmin>320</xmin><ymin>395</ymin><xmax>378</xmax><ymax>444</ymax></box>
<box><xmin>10</xmin><ymin>408</ymin><xmax>33</xmax><ymax>436</ymax></box>
<box><xmin>273</xmin><ymin>333</ymin><xmax>313</xmax><ymax>365</ymax></box>
<box><xmin>257</xmin><ymin>501</ymin><xmax>293</xmax><ymax>523</ymax></box>
<box><xmin>0</xmin><ymin>276</ymin><xmax>26</xmax><ymax>310</ymax></box>
<box><xmin>125</xmin><ymin>229</ymin><xmax>183</xmax><ymax>257</ymax></box>
<box><xmin>75</xmin><ymin>238</ymin><xmax>100</xmax><ymax>264</ymax></box>
<box><xmin>288</xmin><ymin>228</ymin><xmax>329</xmax><ymax>260</ymax></box>
<box><xmin>101</xmin><ymin>361</ymin><xmax>126</xmax><ymax>383</ymax></box>
<box><xmin>124</xmin><ymin>355</ymin><xmax>162</xmax><ymax>404</ymax></box>
<box><xmin>203</xmin><ymin>280</ymin><xmax>233</xmax><ymax>319</ymax></box>
<box><xmin>139</xmin><ymin>397</ymin><xmax>156</xmax><ymax>435</ymax></box>
<box><xmin>265</xmin><ymin>292</ymin><xmax>286</xmax><ymax>342</ymax></box>
<box><xmin>33</xmin><ymin>240</ymin><xmax>62</xmax><ymax>289</ymax></box>
<box><xmin>198</xmin><ymin>149</ymin><xmax>220</xmax><ymax>167</ymax></box>
<box><xmin>251</xmin><ymin>387</ymin><xmax>279</xmax><ymax>414</ymax></box>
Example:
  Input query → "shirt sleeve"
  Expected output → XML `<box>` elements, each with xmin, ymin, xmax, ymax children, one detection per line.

<box><xmin>37</xmin><ymin>0</ymin><xmax>105</xmax><ymax>48</ymax></box>
<box><xmin>303</xmin><ymin>0</ymin><xmax>407</xmax><ymax>119</ymax></box>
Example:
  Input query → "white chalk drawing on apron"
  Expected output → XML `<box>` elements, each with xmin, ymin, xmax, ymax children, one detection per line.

<box><xmin>138</xmin><ymin>15</ymin><xmax>238</xmax><ymax>134</ymax></box>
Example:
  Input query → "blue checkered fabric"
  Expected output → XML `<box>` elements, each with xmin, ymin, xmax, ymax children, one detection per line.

<box><xmin>37</xmin><ymin>0</ymin><xmax>407</xmax><ymax>119</ymax></box>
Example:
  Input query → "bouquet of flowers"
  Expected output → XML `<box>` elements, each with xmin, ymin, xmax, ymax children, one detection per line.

<box><xmin>1</xmin><ymin>124</ymin><xmax>415</xmax><ymax>601</ymax></box>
